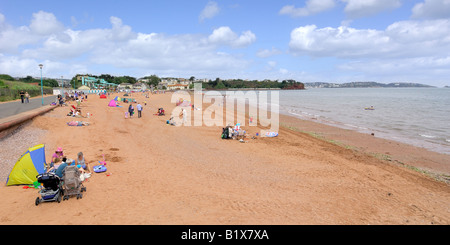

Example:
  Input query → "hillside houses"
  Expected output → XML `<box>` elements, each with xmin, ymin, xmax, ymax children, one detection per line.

<box><xmin>117</xmin><ymin>82</ymin><xmax>149</xmax><ymax>92</ymax></box>
<box><xmin>150</xmin><ymin>77</ymin><xmax>201</xmax><ymax>90</ymax></box>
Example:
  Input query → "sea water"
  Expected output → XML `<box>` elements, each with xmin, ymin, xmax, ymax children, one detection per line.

<box><xmin>278</xmin><ymin>88</ymin><xmax>450</xmax><ymax>155</ymax></box>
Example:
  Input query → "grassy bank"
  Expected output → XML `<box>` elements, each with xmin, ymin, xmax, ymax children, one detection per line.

<box><xmin>0</xmin><ymin>79</ymin><xmax>53</xmax><ymax>102</ymax></box>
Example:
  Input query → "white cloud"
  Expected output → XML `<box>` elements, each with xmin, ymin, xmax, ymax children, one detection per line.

<box><xmin>199</xmin><ymin>1</ymin><xmax>220</xmax><ymax>22</ymax></box>
<box><xmin>257</xmin><ymin>47</ymin><xmax>282</xmax><ymax>58</ymax></box>
<box><xmin>0</xmin><ymin>12</ymin><xmax>256</xmax><ymax>79</ymax></box>
<box><xmin>280</xmin><ymin>0</ymin><xmax>336</xmax><ymax>17</ymax></box>
<box><xmin>92</xmin><ymin>32</ymin><xmax>250</xmax><ymax>72</ymax></box>
<box><xmin>342</xmin><ymin>0</ymin><xmax>401</xmax><ymax>19</ymax></box>
<box><xmin>411</xmin><ymin>0</ymin><xmax>450</xmax><ymax>19</ymax></box>
<box><xmin>208</xmin><ymin>26</ymin><xmax>256</xmax><ymax>48</ymax></box>
<box><xmin>289</xmin><ymin>19</ymin><xmax>450</xmax><ymax>59</ymax></box>
<box><xmin>109</xmin><ymin>16</ymin><xmax>136</xmax><ymax>41</ymax></box>
<box><xmin>289</xmin><ymin>19</ymin><xmax>450</xmax><ymax>85</ymax></box>
<box><xmin>267</xmin><ymin>61</ymin><xmax>277</xmax><ymax>68</ymax></box>
<box><xmin>29</xmin><ymin>11</ymin><xmax>64</xmax><ymax>35</ymax></box>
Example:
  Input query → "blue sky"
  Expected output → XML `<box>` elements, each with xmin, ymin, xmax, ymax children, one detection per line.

<box><xmin>1</xmin><ymin>0</ymin><xmax>450</xmax><ymax>87</ymax></box>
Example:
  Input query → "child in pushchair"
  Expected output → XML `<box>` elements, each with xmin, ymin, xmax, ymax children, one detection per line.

<box><xmin>35</xmin><ymin>172</ymin><xmax>63</xmax><ymax>206</ymax></box>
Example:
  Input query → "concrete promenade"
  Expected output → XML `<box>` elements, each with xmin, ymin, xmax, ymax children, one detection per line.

<box><xmin>0</xmin><ymin>95</ymin><xmax>58</xmax><ymax>137</ymax></box>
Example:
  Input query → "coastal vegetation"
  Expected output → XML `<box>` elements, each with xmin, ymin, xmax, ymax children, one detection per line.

<box><xmin>305</xmin><ymin>81</ymin><xmax>434</xmax><ymax>88</ymax></box>
<box><xmin>0</xmin><ymin>76</ymin><xmax>54</xmax><ymax>102</ymax></box>
<box><xmin>70</xmin><ymin>74</ymin><xmax>305</xmax><ymax>90</ymax></box>
<box><xmin>200</xmin><ymin>78</ymin><xmax>304</xmax><ymax>90</ymax></box>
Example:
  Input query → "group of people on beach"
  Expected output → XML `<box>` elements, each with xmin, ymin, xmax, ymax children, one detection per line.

<box><xmin>45</xmin><ymin>147</ymin><xmax>91</xmax><ymax>180</ymax></box>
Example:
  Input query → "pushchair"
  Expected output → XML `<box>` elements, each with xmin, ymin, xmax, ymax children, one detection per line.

<box><xmin>35</xmin><ymin>172</ymin><xmax>63</xmax><ymax>206</ymax></box>
<box><xmin>62</xmin><ymin>165</ymin><xmax>86</xmax><ymax>200</ymax></box>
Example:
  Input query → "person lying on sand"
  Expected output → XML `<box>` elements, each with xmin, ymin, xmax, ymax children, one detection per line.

<box><xmin>67</xmin><ymin>121</ymin><xmax>90</xmax><ymax>126</ymax></box>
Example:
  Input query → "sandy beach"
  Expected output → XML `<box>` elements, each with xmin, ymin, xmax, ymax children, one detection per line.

<box><xmin>0</xmin><ymin>91</ymin><xmax>449</xmax><ymax>225</ymax></box>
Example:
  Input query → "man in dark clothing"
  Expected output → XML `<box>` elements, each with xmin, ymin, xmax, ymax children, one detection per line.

<box><xmin>20</xmin><ymin>91</ymin><xmax>25</xmax><ymax>103</ymax></box>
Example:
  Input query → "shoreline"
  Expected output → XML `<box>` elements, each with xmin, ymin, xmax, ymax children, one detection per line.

<box><xmin>200</xmin><ymin>89</ymin><xmax>450</xmax><ymax>177</ymax></box>
<box><xmin>278</xmin><ymin>114</ymin><xmax>450</xmax><ymax>180</ymax></box>
<box><xmin>0</xmin><ymin>91</ymin><xmax>449</xmax><ymax>225</ymax></box>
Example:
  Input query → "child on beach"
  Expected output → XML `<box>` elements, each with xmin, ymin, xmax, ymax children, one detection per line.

<box><xmin>128</xmin><ymin>104</ymin><xmax>134</xmax><ymax>118</ymax></box>
<box><xmin>76</xmin><ymin>152</ymin><xmax>91</xmax><ymax>179</ymax></box>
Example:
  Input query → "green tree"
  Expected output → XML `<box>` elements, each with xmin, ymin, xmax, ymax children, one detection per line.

<box><xmin>215</xmin><ymin>80</ymin><xmax>226</xmax><ymax>89</ymax></box>
<box><xmin>144</xmin><ymin>75</ymin><xmax>161</xmax><ymax>87</ymax></box>
<box><xmin>0</xmin><ymin>74</ymin><xmax>14</xmax><ymax>81</ymax></box>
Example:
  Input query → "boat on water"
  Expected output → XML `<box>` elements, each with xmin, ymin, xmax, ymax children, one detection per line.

<box><xmin>365</xmin><ymin>106</ymin><xmax>375</xmax><ymax>110</ymax></box>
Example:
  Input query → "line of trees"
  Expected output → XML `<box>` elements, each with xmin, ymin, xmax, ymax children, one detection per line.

<box><xmin>0</xmin><ymin>74</ymin><xmax>59</xmax><ymax>87</ymax></box>
<box><xmin>201</xmin><ymin>78</ymin><xmax>304</xmax><ymax>90</ymax></box>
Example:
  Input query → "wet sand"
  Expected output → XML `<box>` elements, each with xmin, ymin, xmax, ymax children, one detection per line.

<box><xmin>0</xmin><ymin>91</ymin><xmax>449</xmax><ymax>225</ymax></box>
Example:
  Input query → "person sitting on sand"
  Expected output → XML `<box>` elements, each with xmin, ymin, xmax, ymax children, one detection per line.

<box><xmin>73</xmin><ymin>109</ymin><xmax>86</xmax><ymax>118</ymax></box>
<box><xmin>76</xmin><ymin>152</ymin><xmax>91</xmax><ymax>174</ymax></box>
<box><xmin>53</xmin><ymin>157</ymin><xmax>70</xmax><ymax>178</ymax></box>
<box><xmin>51</xmin><ymin>147</ymin><xmax>65</xmax><ymax>165</ymax></box>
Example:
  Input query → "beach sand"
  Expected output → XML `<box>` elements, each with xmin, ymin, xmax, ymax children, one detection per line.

<box><xmin>0</xmin><ymin>91</ymin><xmax>449</xmax><ymax>225</ymax></box>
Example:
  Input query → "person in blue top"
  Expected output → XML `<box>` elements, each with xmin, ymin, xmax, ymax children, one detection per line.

<box><xmin>55</xmin><ymin>157</ymin><xmax>71</xmax><ymax>178</ymax></box>
<box><xmin>128</xmin><ymin>104</ymin><xmax>134</xmax><ymax>118</ymax></box>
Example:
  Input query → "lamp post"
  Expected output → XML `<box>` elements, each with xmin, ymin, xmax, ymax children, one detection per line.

<box><xmin>61</xmin><ymin>76</ymin><xmax>64</xmax><ymax>97</ymax></box>
<box><xmin>39</xmin><ymin>64</ymin><xmax>44</xmax><ymax>105</ymax></box>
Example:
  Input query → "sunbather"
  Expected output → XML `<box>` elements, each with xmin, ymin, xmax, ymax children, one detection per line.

<box><xmin>67</xmin><ymin>121</ymin><xmax>90</xmax><ymax>126</ymax></box>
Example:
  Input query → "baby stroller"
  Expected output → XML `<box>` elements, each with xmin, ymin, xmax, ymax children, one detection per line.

<box><xmin>158</xmin><ymin>108</ymin><xmax>165</xmax><ymax>116</ymax></box>
<box><xmin>35</xmin><ymin>172</ymin><xmax>63</xmax><ymax>206</ymax></box>
<box><xmin>62</xmin><ymin>165</ymin><xmax>86</xmax><ymax>200</ymax></box>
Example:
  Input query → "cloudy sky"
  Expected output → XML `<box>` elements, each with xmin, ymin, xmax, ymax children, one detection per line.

<box><xmin>1</xmin><ymin>0</ymin><xmax>450</xmax><ymax>87</ymax></box>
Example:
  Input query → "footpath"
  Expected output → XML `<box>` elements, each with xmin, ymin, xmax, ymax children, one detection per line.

<box><xmin>0</xmin><ymin>95</ymin><xmax>57</xmax><ymax>138</ymax></box>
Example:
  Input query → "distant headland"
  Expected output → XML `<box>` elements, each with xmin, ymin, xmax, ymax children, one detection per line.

<box><xmin>305</xmin><ymin>82</ymin><xmax>435</xmax><ymax>88</ymax></box>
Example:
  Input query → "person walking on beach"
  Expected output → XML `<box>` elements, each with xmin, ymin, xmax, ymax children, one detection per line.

<box><xmin>25</xmin><ymin>92</ymin><xmax>30</xmax><ymax>103</ymax></box>
<box><xmin>128</xmin><ymin>104</ymin><xmax>134</xmax><ymax>118</ymax></box>
<box><xmin>19</xmin><ymin>90</ymin><xmax>25</xmax><ymax>103</ymax></box>
<box><xmin>136</xmin><ymin>102</ymin><xmax>143</xmax><ymax>118</ymax></box>
<box><xmin>180</xmin><ymin>108</ymin><xmax>187</xmax><ymax>124</ymax></box>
